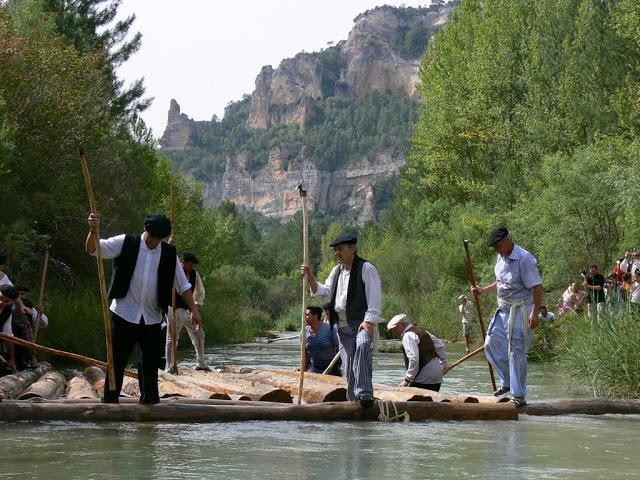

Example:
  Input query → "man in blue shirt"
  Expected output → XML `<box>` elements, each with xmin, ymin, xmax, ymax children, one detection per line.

<box><xmin>472</xmin><ymin>226</ymin><xmax>543</xmax><ymax>408</ymax></box>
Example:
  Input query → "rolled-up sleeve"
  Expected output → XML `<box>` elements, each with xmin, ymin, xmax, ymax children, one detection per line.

<box><xmin>521</xmin><ymin>254</ymin><xmax>543</xmax><ymax>289</ymax></box>
<box><xmin>174</xmin><ymin>256</ymin><xmax>191</xmax><ymax>295</ymax></box>
<box><xmin>363</xmin><ymin>262</ymin><xmax>383</xmax><ymax>323</ymax></box>
<box><xmin>96</xmin><ymin>234</ymin><xmax>125</xmax><ymax>260</ymax></box>
<box><xmin>193</xmin><ymin>271</ymin><xmax>205</xmax><ymax>305</ymax></box>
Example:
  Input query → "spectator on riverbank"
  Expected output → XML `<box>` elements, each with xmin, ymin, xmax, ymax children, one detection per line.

<box><xmin>304</xmin><ymin>305</ymin><xmax>340</xmax><ymax>376</ymax></box>
<box><xmin>559</xmin><ymin>282</ymin><xmax>586</xmax><ymax>316</ymax></box>
<box><xmin>0</xmin><ymin>251</ymin><xmax>13</xmax><ymax>288</ymax></box>
<box><xmin>630</xmin><ymin>270</ymin><xmax>640</xmax><ymax>309</ymax></box>
<box><xmin>538</xmin><ymin>305</ymin><xmax>555</xmax><ymax>323</ymax></box>
<box><xmin>387</xmin><ymin>313</ymin><xmax>447</xmax><ymax>392</ymax></box>
<box><xmin>458</xmin><ymin>294</ymin><xmax>473</xmax><ymax>353</ymax></box>
<box><xmin>583</xmin><ymin>265</ymin><xmax>606</xmax><ymax>322</ymax></box>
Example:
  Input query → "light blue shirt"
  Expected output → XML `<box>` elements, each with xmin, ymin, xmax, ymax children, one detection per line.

<box><xmin>495</xmin><ymin>244</ymin><xmax>542</xmax><ymax>304</ymax></box>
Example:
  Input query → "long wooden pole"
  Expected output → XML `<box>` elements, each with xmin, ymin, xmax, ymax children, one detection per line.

<box><xmin>0</xmin><ymin>332</ymin><xmax>136</xmax><ymax>378</ymax></box>
<box><xmin>80</xmin><ymin>149</ymin><xmax>116</xmax><ymax>391</ymax></box>
<box><xmin>463</xmin><ymin>239</ymin><xmax>497</xmax><ymax>391</ymax></box>
<box><xmin>321</xmin><ymin>347</ymin><xmax>343</xmax><ymax>375</ymax></box>
<box><xmin>297</xmin><ymin>185</ymin><xmax>309</xmax><ymax>405</ymax></box>
<box><xmin>443</xmin><ymin>345</ymin><xmax>484</xmax><ymax>375</ymax></box>
<box><xmin>169</xmin><ymin>180</ymin><xmax>179</xmax><ymax>374</ymax></box>
<box><xmin>32</xmin><ymin>249</ymin><xmax>50</xmax><ymax>342</ymax></box>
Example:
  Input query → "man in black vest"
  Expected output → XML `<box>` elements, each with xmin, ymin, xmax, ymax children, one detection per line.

<box><xmin>165</xmin><ymin>251</ymin><xmax>209</xmax><ymax>371</ymax></box>
<box><xmin>0</xmin><ymin>284</ymin><xmax>19</xmax><ymax>373</ymax></box>
<box><xmin>86</xmin><ymin>213</ymin><xmax>202</xmax><ymax>404</ymax></box>
<box><xmin>387</xmin><ymin>314</ymin><xmax>448</xmax><ymax>392</ymax></box>
<box><xmin>301</xmin><ymin>234</ymin><xmax>383</xmax><ymax>407</ymax></box>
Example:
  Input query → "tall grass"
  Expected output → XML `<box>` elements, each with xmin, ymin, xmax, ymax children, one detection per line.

<box><xmin>37</xmin><ymin>286</ymin><xmax>269</xmax><ymax>361</ymax></box>
<box><xmin>560</xmin><ymin>311</ymin><xmax>640</xmax><ymax>398</ymax></box>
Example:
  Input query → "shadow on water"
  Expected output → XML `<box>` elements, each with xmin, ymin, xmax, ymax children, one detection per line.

<box><xmin>1</xmin><ymin>339</ymin><xmax>639</xmax><ymax>479</ymax></box>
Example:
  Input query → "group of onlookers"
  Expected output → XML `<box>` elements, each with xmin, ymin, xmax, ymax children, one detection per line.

<box><xmin>559</xmin><ymin>252</ymin><xmax>640</xmax><ymax>322</ymax></box>
<box><xmin>0</xmin><ymin>251</ymin><xmax>49</xmax><ymax>375</ymax></box>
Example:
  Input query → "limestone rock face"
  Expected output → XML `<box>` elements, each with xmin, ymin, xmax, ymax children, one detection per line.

<box><xmin>343</xmin><ymin>5</ymin><xmax>452</xmax><ymax>98</ymax></box>
<box><xmin>161</xmin><ymin>99</ymin><xmax>192</xmax><ymax>150</ymax></box>
<box><xmin>161</xmin><ymin>4</ymin><xmax>456</xmax><ymax>224</ymax></box>
<box><xmin>203</xmin><ymin>150</ymin><xmax>403</xmax><ymax>224</ymax></box>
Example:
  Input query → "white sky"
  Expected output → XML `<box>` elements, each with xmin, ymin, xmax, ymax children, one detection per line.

<box><xmin>117</xmin><ymin>1</ymin><xmax>433</xmax><ymax>138</ymax></box>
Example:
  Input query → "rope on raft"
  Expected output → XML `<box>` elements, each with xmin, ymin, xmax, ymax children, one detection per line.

<box><xmin>376</xmin><ymin>400</ymin><xmax>410</xmax><ymax>423</ymax></box>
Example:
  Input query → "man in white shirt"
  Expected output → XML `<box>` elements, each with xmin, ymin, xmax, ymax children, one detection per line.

<box><xmin>458</xmin><ymin>294</ymin><xmax>473</xmax><ymax>353</ymax></box>
<box><xmin>86</xmin><ymin>213</ymin><xmax>202</xmax><ymax>404</ymax></box>
<box><xmin>0</xmin><ymin>284</ymin><xmax>19</xmax><ymax>372</ymax></box>
<box><xmin>387</xmin><ymin>314</ymin><xmax>448</xmax><ymax>391</ymax></box>
<box><xmin>165</xmin><ymin>252</ymin><xmax>208</xmax><ymax>371</ymax></box>
<box><xmin>301</xmin><ymin>234</ymin><xmax>383</xmax><ymax>407</ymax></box>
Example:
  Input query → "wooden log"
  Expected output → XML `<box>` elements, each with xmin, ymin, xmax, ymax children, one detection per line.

<box><xmin>65</xmin><ymin>375</ymin><xmax>99</xmax><ymax>400</ymax></box>
<box><xmin>177</xmin><ymin>368</ymin><xmax>293</xmax><ymax>403</ymax></box>
<box><xmin>84</xmin><ymin>366</ymin><xmax>105</xmax><ymax>396</ymax></box>
<box><xmin>6</xmin><ymin>398</ymin><xmax>287</xmax><ymax>408</ymax></box>
<box><xmin>219</xmin><ymin>367</ymin><xmax>503</xmax><ymax>404</ymax></box>
<box><xmin>0</xmin><ymin>399</ymin><xmax>518</xmax><ymax>422</ymax></box>
<box><xmin>0</xmin><ymin>362</ymin><xmax>52</xmax><ymax>400</ymax></box>
<box><xmin>18</xmin><ymin>371</ymin><xmax>67</xmax><ymax>400</ymax></box>
<box><xmin>523</xmin><ymin>398</ymin><xmax>640</xmax><ymax>416</ymax></box>
<box><xmin>0</xmin><ymin>332</ymin><xmax>137</xmax><ymax>378</ymax></box>
<box><xmin>192</xmin><ymin>368</ymin><xmax>345</xmax><ymax>403</ymax></box>
<box><xmin>158</xmin><ymin>372</ymin><xmax>227</xmax><ymax>400</ymax></box>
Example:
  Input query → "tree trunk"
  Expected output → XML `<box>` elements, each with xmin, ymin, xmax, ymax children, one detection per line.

<box><xmin>523</xmin><ymin>398</ymin><xmax>640</xmax><ymax>416</ymax></box>
<box><xmin>0</xmin><ymin>362</ymin><xmax>52</xmax><ymax>400</ymax></box>
<box><xmin>0</xmin><ymin>399</ymin><xmax>518</xmax><ymax>422</ymax></box>
<box><xmin>18</xmin><ymin>371</ymin><xmax>67</xmax><ymax>400</ymax></box>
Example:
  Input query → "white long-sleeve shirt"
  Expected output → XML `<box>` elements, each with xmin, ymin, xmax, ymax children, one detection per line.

<box><xmin>401</xmin><ymin>325</ymin><xmax>448</xmax><ymax>384</ymax></box>
<box><xmin>312</xmin><ymin>262</ymin><xmax>383</xmax><ymax>324</ymax></box>
<box><xmin>620</xmin><ymin>258</ymin><xmax>640</xmax><ymax>276</ymax></box>
<box><xmin>192</xmin><ymin>270</ymin><xmax>205</xmax><ymax>306</ymax></box>
<box><xmin>97</xmin><ymin>234</ymin><xmax>191</xmax><ymax>325</ymax></box>
<box><xmin>1</xmin><ymin>273</ymin><xmax>13</xmax><ymax>335</ymax></box>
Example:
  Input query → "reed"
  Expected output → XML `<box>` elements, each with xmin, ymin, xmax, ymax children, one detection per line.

<box><xmin>560</xmin><ymin>310</ymin><xmax>640</xmax><ymax>398</ymax></box>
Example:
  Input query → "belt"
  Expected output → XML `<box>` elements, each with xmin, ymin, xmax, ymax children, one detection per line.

<box><xmin>498</xmin><ymin>296</ymin><xmax>533</xmax><ymax>357</ymax></box>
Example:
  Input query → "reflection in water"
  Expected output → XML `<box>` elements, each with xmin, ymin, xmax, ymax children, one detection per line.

<box><xmin>1</xmin><ymin>340</ymin><xmax>640</xmax><ymax>479</ymax></box>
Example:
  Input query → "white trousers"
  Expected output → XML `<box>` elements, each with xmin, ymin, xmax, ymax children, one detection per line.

<box><xmin>165</xmin><ymin>308</ymin><xmax>206</xmax><ymax>368</ymax></box>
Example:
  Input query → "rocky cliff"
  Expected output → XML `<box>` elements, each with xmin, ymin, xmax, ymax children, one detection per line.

<box><xmin>160</xmin><ymin>3</ymin><xmax>455</xmax><ymax>223</ymax></box>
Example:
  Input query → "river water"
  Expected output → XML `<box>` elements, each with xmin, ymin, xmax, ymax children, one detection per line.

<box><xmin>1</xmin><ymin>339</ymin><xmax>639</xmax><ymax>479</ymax></box>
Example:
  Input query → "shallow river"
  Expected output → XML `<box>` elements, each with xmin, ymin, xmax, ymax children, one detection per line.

<box><xmin>1</xmin><ymin>339</ymin><xmax>639</xmax><ymax>479</ymax></box>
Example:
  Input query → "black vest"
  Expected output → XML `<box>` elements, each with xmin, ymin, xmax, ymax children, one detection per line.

<box><xmin>329</xmin><ymin>255</ymin><xmax>370</xmax><ymax>329</ymax></box>
<box><xmin>107</xmin><ymin>234</ymin><xmax>176</xmax><ymax>314</ymax></box>
<box><xmin>175</xmin><ymin>269</ymin><xmax>196</xmax><ymax>310</ymax></box>
<box><xmin>402</xmin><ymin>325</ymin><xmax>439</xmax><ymax>371</ymax></box>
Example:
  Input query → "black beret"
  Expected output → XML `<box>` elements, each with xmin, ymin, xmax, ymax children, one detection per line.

<box><xmin>487</xmin><ymin>226</ymin><xmax>510</xmax><ymax>246</ymax></box>
<box><xmin>0</xmin><ymin>251</ymin><xmax>7</xmax><ymax>265</ymax></box>
<box><xmin>0</xmin><ymin>284</ymin><xmax>19</xmax><ymax>300</ymax></box>
<box><xmin>144</xmin><ymin>213</ymin><xmax>172</xmax><ymax>239</ymax></box>
<box><xmin>330</xmin><ymin>234</ymin><xmax>357</xmax><ymax>247</ymax></box>
<box><xmin>182</xmin><ymin>252</ymin><xmax>199</xmax><ymax>264</ymax></box>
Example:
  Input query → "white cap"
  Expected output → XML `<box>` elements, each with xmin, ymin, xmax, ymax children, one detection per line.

<box><xmin>387</xmin><ymin>313</ymin><xmax>408</xmax><ymax>330</ymax></box>
<box><xmin>458</xmin><ymin>294</ymin><xmax>466</xmax><ymax>301</ymax></box>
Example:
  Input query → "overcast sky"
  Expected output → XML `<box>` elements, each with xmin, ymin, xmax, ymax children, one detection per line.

<box><xmin>117</xmin><ymin>0</ymin><xmax>433</xmax><ymax>138</ymax></box>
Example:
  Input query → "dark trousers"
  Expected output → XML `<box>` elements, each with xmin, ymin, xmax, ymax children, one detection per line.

<box><xmin>103</xmin><ymin>313</ymin><xmax>163</xmax><ymax>404</ymax></box>
<box><xmin>409</xmin><ymin>381</ymin><xmax>441</xmax><ymax>392</ymax></box>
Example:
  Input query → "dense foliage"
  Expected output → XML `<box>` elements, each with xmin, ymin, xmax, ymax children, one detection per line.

<box><xmin>170</xmin><ymin>91</ymin><xmax>419</xmax><ymax>179</ymax></box>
